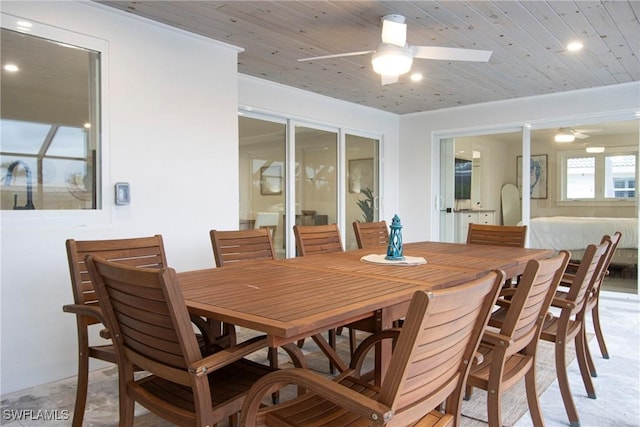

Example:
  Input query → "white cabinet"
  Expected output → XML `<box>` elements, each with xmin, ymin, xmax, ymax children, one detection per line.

<box><xmin>454</xmin><ymin>211</ymin><xmax>495</xmax><ymax>243</ymax></box>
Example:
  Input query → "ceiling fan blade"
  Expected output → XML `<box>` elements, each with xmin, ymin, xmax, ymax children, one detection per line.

<box><xmin>381</xmin><ymin>15</ymin><xmax>407</xmax><ymax>47</ymax></box>
<box><xmin>381</xmin><ymin>74</ymin><xmax>399</xmax><ymax>85</ymax></box>
<box><xmin>298</xmin><ymin>50</ymin><xmax>374</xmax><ymax>62</ymax></box>
<box><xmin>412</xmin><ymin>46</ymin><xmax>492</xmax><ymax>62</ymax></box>
<box><xmin>574</xmin><ymin>132</ymin><xmax>590</xmax><ymax>139</ymax></box>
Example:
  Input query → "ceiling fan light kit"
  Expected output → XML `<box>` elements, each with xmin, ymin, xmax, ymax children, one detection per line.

<box><xmin>554</xmin><ymin>130</ymin><xmax>575</xmax><ymax>143</ymax></box>
<box><xmin>372</xmin><ymin>44</ymin><xmax>413</xmax><ymax>76</ymax></box>
<box><xmin>554</xmin><ymin>127</ymin><xmax>591</xmax><ymax>143</ymax></box>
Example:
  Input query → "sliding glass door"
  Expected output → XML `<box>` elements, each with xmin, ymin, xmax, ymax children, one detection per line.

<box><xmin>239</xmin><ymin>113</ymin><xmax>381</xmax><ymax>257</ymax></box>
<box><xmin>437</xmin><ymin>117</ymin><xmax>637</xmax><ymax>293</ymax></box>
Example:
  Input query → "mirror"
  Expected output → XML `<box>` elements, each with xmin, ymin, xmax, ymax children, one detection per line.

<box><xmin>501</xmin><ymin>183</ymin><xmax>521</xmax><ymax>225</ymax></box>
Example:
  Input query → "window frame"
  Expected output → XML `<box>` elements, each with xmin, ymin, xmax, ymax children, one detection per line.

<box><xmin>1</xmin><ymin>13</ymin><xmax>110</xmax><ymax>227</ymax></box>
<box><xmin>557</xmin><ymin>145</ymin><xmax>638</xmax><ymax>206</ymax></box>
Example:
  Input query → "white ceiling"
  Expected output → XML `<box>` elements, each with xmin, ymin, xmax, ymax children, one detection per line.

<box><xmin>97</xmin><ymin>0</ymin><xmax>640</xmax><ymax>115</ymax></box>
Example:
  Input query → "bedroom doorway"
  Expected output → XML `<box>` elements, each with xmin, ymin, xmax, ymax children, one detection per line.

<box><xmin>528</xmin><ymin>119</ymin><xmax>638</xmax><ymax>294</ymax></box>
<box><xmin>438</xmin><ymin>117</ymin><xmax>638</xmax><ymax>294</ymax></box>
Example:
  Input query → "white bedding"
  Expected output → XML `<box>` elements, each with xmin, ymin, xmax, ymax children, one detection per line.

<box><xmin>526</xmin><ymin>216</ymin><xmax>638</xmax><ymax>250</ymax></box>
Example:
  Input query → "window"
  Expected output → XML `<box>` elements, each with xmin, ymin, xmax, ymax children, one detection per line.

<box><xmin>1</xmin><ymin>24</ymin><xmax>101</xmax><ymax>210</ymax></box>
<box><xmin>560</xmin><ymin>149</ymin><xmax>637</xmax><ymax>202</ymax></box>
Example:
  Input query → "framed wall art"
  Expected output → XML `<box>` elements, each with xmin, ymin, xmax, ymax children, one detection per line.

<box><xmin>260</xmin><ymin>165</ymin><xmax>282</xmax><ymax>195</ymax></box>
<box><xmin>348</xmin><ymin>158</ymin><xmax>373</xmax><ymax>194</ymax></box>
<box><xmin>517</xmin><ymin>154</ymin><xmax>547</xmax><ymax>199</ymax></box>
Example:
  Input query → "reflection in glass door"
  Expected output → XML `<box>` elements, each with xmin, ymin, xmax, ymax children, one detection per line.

<box><xmin>345</xmin><ymin>134</ymin><xmax>380</xmax><ymax>250</ymax></box>
<box><xmin>239</xmin><ymin>115</ymin><xmax>286</xmax><ymax>258</ymax></box>
<box><xmin>240</xmin><ymin>114</ymin><xmax>382</xmax><ymax>258</ymax></box>
<box><xmin>293</xmin><ymin>126</ymin><xmax>338</xmax><ymax>255</ymax></box>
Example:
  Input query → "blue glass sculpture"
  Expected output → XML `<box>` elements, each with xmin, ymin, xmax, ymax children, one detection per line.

<box><xmin>385</xmin><ymin>214</ymin><xmax>405</xmax><ymax>261</ymax></box>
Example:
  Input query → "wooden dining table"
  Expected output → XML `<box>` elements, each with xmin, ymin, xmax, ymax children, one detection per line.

<box><xmin>179</xmin><ymin>241</ymin><xmax>553</xmax><ymax>380</ymax></box>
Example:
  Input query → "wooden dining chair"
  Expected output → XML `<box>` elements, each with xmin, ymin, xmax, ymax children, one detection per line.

<box><xmin>62</xmin><ymin>235</ymin><xmax>170</xmax><ymax>427</ymax></box>
<box><xmin>353</xmin><ymin>220</ymin><xmax>389</xmax><ymax>249</ymax></box>
<box><xmin>464</xmin><ymin>250</ymin><xmax>570</xmax><ymax>427</ymax></box>
<box><xmin>293</xmin><ymin>223</ymin><xmax>344</xmax><ymax>255</ymax></box>
<box><xmin>210</xmin><ymin>228</ymin><xmax>280</xmax><ymax>391</ymax></box>
<box><xmin>210</xmin><ymin>228</ymin><xmax>276</xmax><ymax>266</ymax></box>
<box><xmin>466</xmin><ymin>223</ymin><xmax>527</xmax><ymax>248</ymax></box>
<box><xmin>559</xmin><ymin>232</ymin><xmax>621</xmax><ymax>374</ymax></box>
<box><xmin>85</xmin><ymin>253</ymin><xmax>305</xmax><ymax>427</ymax></box>
<box><xmin>292</xmin><ymin>223</ymin><xmax>343</xmax><ymax>372</ymax></box>
<box><xmin>539</xmin><ymin>240</ymin><xmax>610</xmax><ymax>427</ymax></box>
<box><xmin>467</xmin><ymin>223</ymin><xmax>528</xmax><ymax>287</ymax></box>
<box><xmin>240</xmin><ymin>270</ymin><xmax>504</xmax><ymax>427</ymax></box>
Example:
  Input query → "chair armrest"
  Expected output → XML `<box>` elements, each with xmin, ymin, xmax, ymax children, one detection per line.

<box><xmin>349</xmin><ymin>328</ymin><xmax>402</xmax><ymax>377</ymax></box>
<box><xmin>279</xmin><ymin>343</ymin><xmax>308</xmax><ymax>369</ymax></box>
<box><xmin>240</xmin><ymin>369</ymin><xmax>393</xmax><ymax>426</ymax></box>
<box><xmin>480</xmin><ymin>330</ymin><xmax>513</xmax><ymax>348</ymax></box>
<box><xmin>189</xmin><ymin>335</ymin><xmax>270</xmax><ymax>376</ymax></box>
<box><xmin>63</xmin><ymin>303</ymin><xmax>105</xmax><ymax>324</ymax></box>
<box><xmin>551</xmin><ymin>296</ymin><xmax>576</xmax><ymax>309</ymax></box>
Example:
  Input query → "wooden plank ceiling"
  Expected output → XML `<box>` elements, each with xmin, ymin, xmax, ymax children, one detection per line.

<box><xmin>97</xmin><ymin>1</ymin><xmax>639</xmax><ymax>114</ymax></box>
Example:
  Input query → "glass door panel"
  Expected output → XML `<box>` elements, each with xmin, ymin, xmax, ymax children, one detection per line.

<box><xmin>293</xmin><ymin>126</ymin><xmax>338</xmax><ymax>253</ymax></box>
<box><xmin>239</xmin><ymin>115</ymin><xmax>286</xmax><ymax>258</ymax></box>
<box><xmin>345</xmin><ymin>134</ymin><xmax>380</xmax><ymax>250</ymax></box>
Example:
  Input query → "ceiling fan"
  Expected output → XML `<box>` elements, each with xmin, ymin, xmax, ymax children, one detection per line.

<box><xmin>298</xmin><ymin>14</ymin><xmax>492</xmax><ymax>85</ymax></box>
<box><xmin>554</xmin><ymin>127</ymin><xmax>592</xmax><ymax>143</ymax></box>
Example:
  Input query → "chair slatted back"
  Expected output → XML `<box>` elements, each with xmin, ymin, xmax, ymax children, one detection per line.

<box><xmin>210</xmin><ymin>229</ymin><xmax>275</xmax><ymax>267</ymax></box>
<box><xmin>293</xmin><ymin>223</ymin><xmax>343</xmax><ymax>256</ymax></box>
<box><xmin>466</xmin><ymin>223</ymin><xmax>527</xmax><ymax>248</ymax></box>
<box><xmin>499</xmin><ymin>251</ymin><xmax>570</xmax><ymax>346</ymax></box>
<box><xmin>353</xmin><ymin>220</ymin><xmax>389</xmax><ymax>249</ymax></box>
<box><xmin>566</xmin><ymin>241</ymin><xmax>610</xmax><ymax>314</ymax></box>
<box><xmin>593</xmin><ymin>232</ymin><xmax>621</xmax><ymax>293</ymax></box>
<box><xmin>86</xmin><ymin>254</ymin><xmax>201</xmax><ymax>375</ymax></box>
<box><xmin>378</xmin><ymin>270</ymin><xmax>504</xmax><ymax>424</ymax></box>
<box><xmin>66</xmin><ymin>235</ymin><xmax>167</xmax><ymax>326</ymax></box>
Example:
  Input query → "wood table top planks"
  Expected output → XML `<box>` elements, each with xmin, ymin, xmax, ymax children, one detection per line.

<box><xmin>178</xmin><ymin>241</ymin><xmax>553</xmax><ymax>347</ymax></box>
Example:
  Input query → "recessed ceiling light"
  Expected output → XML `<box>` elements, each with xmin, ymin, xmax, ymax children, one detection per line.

<box><xmin>83</xmin><ymin>123</ymin><xmax>92</xmax><ymax>129</ymax></box>
<box><xmin>585</xmin><ymin>147</ymin><xmax>605</xmax><ymax>153</ymax></box>
<box><xmin>410</xmin><ymin>73</ymin><xmax>423</xmax><ymax>82</ymax></box>
<box><xmin>567</xmin><ymin>41</ymin><xmax>583</xmax><ymax>52</ymax></box>
<box><xmin>4</xmin><ymin>64</ymin><xmax>19</xmax><ymax>72</ymax></box>
<box><xmin>16</xmin><ymin>21</ymin><xmax>32</xmax><ymax>31</ymax></box>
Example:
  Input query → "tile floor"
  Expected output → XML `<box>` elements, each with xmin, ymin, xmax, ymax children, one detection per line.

<box><xmin>1</xmin><ymin>289</ymin><xmax>638</xmax><ymax>427</ymax></box>
<box><xmin>515</xmin><ymin>290</ymin><xmax>640</xmax><ymax>427</ymax></box>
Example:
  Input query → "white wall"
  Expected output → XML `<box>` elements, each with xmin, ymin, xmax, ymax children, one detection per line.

<box><xmin>399</xmin><ymin>83</ymin><xmax>640</xmax><ymax>242</ymax></box>
<box><xmin>0</xmin><ymin>1</ymin><xmax>242</xmax><ymax>393</ymax></box>
<box><xmin>0</xmin><ymin>2</ymin><xmax>400</xmax><ymax>395</ymax></box>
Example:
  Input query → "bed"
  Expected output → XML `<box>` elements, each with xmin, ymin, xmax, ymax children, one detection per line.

<box><xmin>526</xmin><ymin>216</ymin><xmax>638</xmax><ymax>265</ymax></box>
